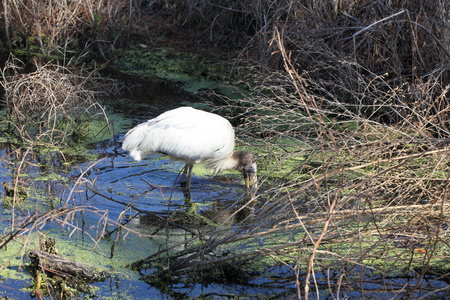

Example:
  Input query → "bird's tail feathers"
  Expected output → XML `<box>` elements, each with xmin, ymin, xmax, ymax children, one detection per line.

<box><xmin>122</xmin><ymin>122</ymin><xmax>155</xmax><ymax>161</ymax></box>
<box><xmin>129</xmin><ymin>150</ymin><xmax>144</xmax><ymax>161</ymax></box>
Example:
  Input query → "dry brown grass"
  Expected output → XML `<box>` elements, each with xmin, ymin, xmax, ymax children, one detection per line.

<box><xmin>1</xmin><ymin>55</ymin><xmax>111</xmax><ymax>145</ymax></box>
<box><xmin>1</xmin><ymin>0</ymin><xmax>449</xmax><ymax>298</ymax></box>
<box><xmin>135</xmin><ymin>73</ymin><xmax>450</xmax><ymax>297</ymax></box>
<box><xmin>128</xmin><ymin>2</ymin><xmax>450</xmax><ymax>298</ymax></box>
<box><xmin>2</xmin><ymin>0</ymin><xmax>137</xmax><ymax>60</ymax></box>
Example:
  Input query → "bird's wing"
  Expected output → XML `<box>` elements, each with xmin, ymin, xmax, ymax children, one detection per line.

<box><xmin>151</xmin><ymin>108</ymin><xmax>235</xmax><ymax>163</ymax></box>
<box><xmin>122</xmin><ymin>107</ymin><xmax>235</xmax><ymax>164</ymax></box>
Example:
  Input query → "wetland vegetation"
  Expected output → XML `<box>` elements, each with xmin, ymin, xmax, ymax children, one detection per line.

<box><xmin>0</xmin><ymin>0</ymin><xmax>449</xmax><ymax>299</ymax></box>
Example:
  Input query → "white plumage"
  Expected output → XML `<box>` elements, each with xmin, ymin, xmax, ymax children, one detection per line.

<box><xmin>122</xmin><ymin>107</ymin><xmax>257</xmax><ymax>190</ymax></box>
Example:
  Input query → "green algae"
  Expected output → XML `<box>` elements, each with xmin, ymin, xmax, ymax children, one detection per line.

<box><xmin>0</xmin><ymin>208</ymin><xmax>167</xmax><ymax>297</ymax></box>
<box><xmin>75</xmin><ymin>109</ymin><xmax>131</xmax><ymax>144</ymax></box>
<box><xmin>1</xmin><ymin>48</ymin><xmax>449</xmax><ymax>298</ymax></box>
<box><xmin>112</xmin><ymin>47</ymin><xmax>242</xmax><ymax>97</ymax></box>
<box><xmin>0</xmin><ymin>104</ymin><xmax>153</xmax><ymax>296</ymax></box>
<box><xmin>115</xmin><ymin>46</ymin><xmax>228</xmax><ymax>81</ymax></box>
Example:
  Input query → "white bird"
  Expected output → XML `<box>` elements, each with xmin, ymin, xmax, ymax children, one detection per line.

<box><xmin>122</xmin><ymin>107</ymin><xmax>257</xmax><ymax>190</ymax></box>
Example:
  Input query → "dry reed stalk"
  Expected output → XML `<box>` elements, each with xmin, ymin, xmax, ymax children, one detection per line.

<box><xmin>133</xmin><ymin>4</ymin><xmax>449</xmax><ymax>295</ymax></box>
<box><xmin>3</xmin><ymin>0</ymin><xmax>137</xmax><ymax>59</ymax></box>
<box><xmin>2</xmin><ymin>0</ymin><xmax>446</xmax><ymax>297</ymax></box>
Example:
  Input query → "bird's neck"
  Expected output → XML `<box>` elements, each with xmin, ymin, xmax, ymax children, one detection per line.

<box><xmin>204</xmin><ymin>153</ymin><xmax>240</xmax><ymax>175</ymax></box>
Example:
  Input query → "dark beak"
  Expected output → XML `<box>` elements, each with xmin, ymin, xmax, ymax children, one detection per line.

<box><xmin>243</xmin><ymin>162</ymin><xmax>258</xmax><ymax>190</ymax></box>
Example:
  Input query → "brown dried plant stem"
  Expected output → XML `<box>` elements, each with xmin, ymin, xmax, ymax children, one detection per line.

<box><xmin>1</xmin><ymin>56</ymin><xmax>110</xmax><ymax>145</ymax></box>
<box><xmin>304</xmin><ymin>191</ymin><xmax>338</xmax><ymax>300</ymax></box>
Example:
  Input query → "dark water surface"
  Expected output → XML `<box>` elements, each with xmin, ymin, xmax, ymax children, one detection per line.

<box><xmin>1</xmin><ymin>69</ymin><xmax>450</xmax><ymax>299</ymax></box>
<box><xmin>0</xmin><ymin>77</ymin><xmax>276</xmax><ymax>298</ymax></box>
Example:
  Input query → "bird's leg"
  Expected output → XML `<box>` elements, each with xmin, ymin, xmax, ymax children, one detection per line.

<box><xmin>180</xmin><ymin>164</ymin><xmax>189</xmax><ymax>184</ymax></box>
<box><xmin>180</xmin><ymin>164</ymin><xmax>194</xmax><ymax>190</ymax></box>
<box><xmin>186</xmin><ymin>164</ymin><xmax>194</xmax><ymax>190</ymax></box>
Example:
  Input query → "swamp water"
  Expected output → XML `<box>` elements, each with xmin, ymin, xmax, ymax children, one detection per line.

<box><xmin>1</xmin><ymin>77</ymin><xmax>450</xmax><ymax>299</ymax></box>
<box><xmin>0</xmin><ymin>78</ymin><xmax>296</xmax><ymax>299</ymax></box>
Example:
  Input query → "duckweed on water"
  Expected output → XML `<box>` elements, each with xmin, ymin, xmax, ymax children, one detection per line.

<box><xmin>112</xmin><ymin>47</ymin><xmax>243</xmax><ymax>96</ymax></box>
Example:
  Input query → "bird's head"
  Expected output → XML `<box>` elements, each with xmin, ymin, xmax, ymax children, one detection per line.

<box><xmin>233</xmin><ymin>151</ymin><xmax>258</xmax><ymax>190</ymax></box>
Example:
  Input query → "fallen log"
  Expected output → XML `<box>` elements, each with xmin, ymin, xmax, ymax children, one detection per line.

<box><xmin>28</xmin><ymin>250</ymin><xmax>108</xmax><ymax>282</ymax></box>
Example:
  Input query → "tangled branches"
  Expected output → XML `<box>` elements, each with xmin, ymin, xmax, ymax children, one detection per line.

<box><xmin>1</xmin><ymin>56</ymin><xmax>109</xmax><ymax>145</ymax></box>
<box><xmin>134</xmin><ymin>3</ymin><xmax>450</xmax><ymax>297</ymax></box>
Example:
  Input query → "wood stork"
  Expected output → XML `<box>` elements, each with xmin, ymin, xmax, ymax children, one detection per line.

<box><xmin>122</xmin><ymin>107</ymin><xmax>257</xmax><ymax>190</ymax></box>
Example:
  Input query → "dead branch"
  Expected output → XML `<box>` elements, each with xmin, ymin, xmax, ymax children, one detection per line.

<box><xmin>29</xmin><ymin>250</ymin><xmax>108</xmax><ymax>282</ymax></box>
